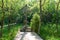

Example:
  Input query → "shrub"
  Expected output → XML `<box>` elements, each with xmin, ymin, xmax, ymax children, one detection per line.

<box><xmin>30</xmin><ymin>13</ymin><xmax>41</xmax><ymax>33</ymax></box>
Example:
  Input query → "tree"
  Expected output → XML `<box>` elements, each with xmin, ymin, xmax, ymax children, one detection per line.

<box><xmin>56</xmin><ymin>0</ymin><xmax>60</xmax><ymax>34</ymax></box>
<box><xmin>30</xmin><ymin>13</ymin><xmax>40</xmax><ymax>34</ymax></box>
<box><xmin>38</xmin><ymin>0</ymin><xmax>42</xmax><ymax>34</ymax></box>
<box><xmin>0</xmin><ymin>0</ymin><xmax>4</xmax><ymax>38</ymax></box>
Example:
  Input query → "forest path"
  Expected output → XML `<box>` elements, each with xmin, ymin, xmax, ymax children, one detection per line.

<box><xmin>14</xmin><ymin>31</ymin><xmax>43</xmax><ymax>40</ymax></box>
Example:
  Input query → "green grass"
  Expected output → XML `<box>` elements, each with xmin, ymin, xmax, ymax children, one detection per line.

<box><xmin>0</xmin><ymin>24</ymin><xmax>22</xmax><ymax>40</ymax></box>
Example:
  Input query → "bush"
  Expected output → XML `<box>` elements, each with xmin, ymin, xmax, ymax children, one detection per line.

<box><xmin>30</xmin><ymin>13</ymin><xmax>41</xmax><ymax>33</ymax></box>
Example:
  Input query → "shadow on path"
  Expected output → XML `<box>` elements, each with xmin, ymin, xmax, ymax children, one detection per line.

<box><xmin>20</xmin><ymin>32</ymin><xmax>27</xmax><ymax>40</ymax></box>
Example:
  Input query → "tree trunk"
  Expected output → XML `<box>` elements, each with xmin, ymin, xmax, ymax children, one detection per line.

<box><xmin>8</xmin><ymin>8</ymin><xmax>10</xmax><ymax>31</ymax></box>
<box><xmin>38</xmin><ymin>0</ymin><xmax>42</xmax><ymax>34</ymax></box>
<box><xmin>8</xmin><ymin>7</ymin><xmax>12</xmax><ymax>31</ymax></box>
<box><xmin>23</xmin><ymin>11</ymin><xmax>28</xmax><ymax>32</ymax></box>
<box><xmin>8</xmin><ymin>2</ymin><xmax>12</xmax><ymax>31</ymax></box>
<box><xmin>56</xmin><ymin>0</ymin><xmax>60</xmax><ymax>34</ymax></box>
<box><xmin>0</xmin><ymin>21</ymin><xmax>3</xmax><ymax>38</ymax></box>
<box><xmin>0</xmin><ymin>0</ymin><xmax>4</xmax><ymax>38</ymax></box>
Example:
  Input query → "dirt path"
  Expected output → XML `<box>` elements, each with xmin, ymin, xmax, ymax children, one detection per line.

<box><xmin>14</xmin><ymin>31</ymin><xmax>43</xmax><ymax>40</ymax></box>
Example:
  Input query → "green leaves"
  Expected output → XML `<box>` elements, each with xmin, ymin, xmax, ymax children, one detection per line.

<box><xmin>30</xmin><ymin>13</ymin><xmax>40</xmax><ymax>33</ymax></box>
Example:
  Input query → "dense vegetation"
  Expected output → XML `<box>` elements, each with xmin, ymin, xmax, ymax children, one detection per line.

<box><xmin>30</xmin><ymin>13</ymin><xmax>40</xmax><ymax>34</ymax></box>
<box><xmin>0</xmin><ymin>0</ymin><xmax>60</xmax><ymax>40</ymax></box>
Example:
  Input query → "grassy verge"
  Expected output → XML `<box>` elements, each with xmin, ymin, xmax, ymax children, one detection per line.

<box><xmin>0</xmin><ymin>24</ymin><xmax>22</xmax><ymax>40</ymax></box>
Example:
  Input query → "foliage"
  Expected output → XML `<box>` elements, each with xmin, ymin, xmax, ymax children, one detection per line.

<box><xmin>30</xmin><ymin>13</ymin><xmax>40</xmax><ymax>33</ymax></box>
<box><xmin>40</xmin><ymin>23</ymin><xmax>60</xmax><ymax>40</ymax></box>
<box><xmin>0</xmin><ymin>0</ymin><xmax>60</xmax><ymax>40</ymax></box>
<box><xmin>0</xmin><ymin>24</ymin><xmax>22</xmax><ymax>40</ymax></box>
